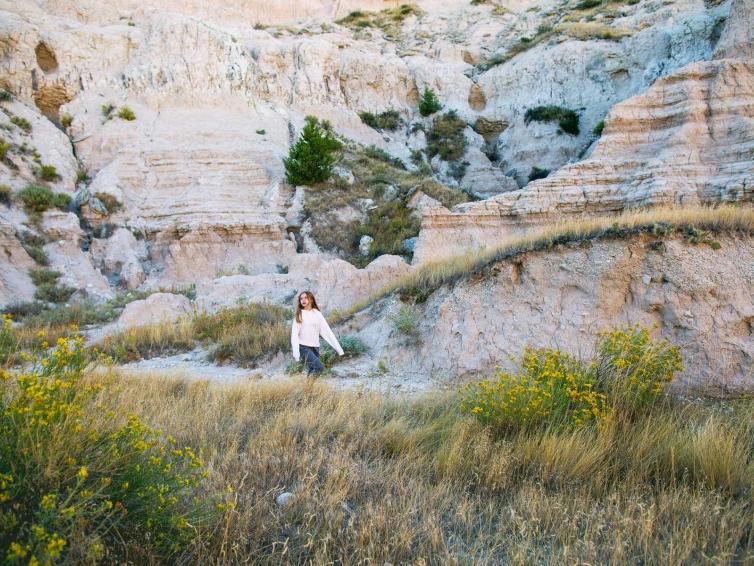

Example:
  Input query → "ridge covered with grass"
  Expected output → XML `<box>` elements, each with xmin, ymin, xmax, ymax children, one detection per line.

<box><xmin>342</xmin><ymin>205</ymin><xmax>754</xmax><ymax>313</ymax></box>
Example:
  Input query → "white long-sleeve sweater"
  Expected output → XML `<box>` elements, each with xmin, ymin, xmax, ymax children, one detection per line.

<box><xmin>291</xmin><ymin>309</ymin><xmax>344</xmax><ymax>361</ymax></box>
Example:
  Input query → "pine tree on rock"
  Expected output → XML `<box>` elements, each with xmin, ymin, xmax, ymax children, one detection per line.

<box><xmin>418</xmin><ymin>87</ymin><xmax>442</xmax><ymax>117</ymax></box>
<box><xmin>284</xmin><ymin>116</ymin><xmax>342</xmax><ymax>186</ymax></box>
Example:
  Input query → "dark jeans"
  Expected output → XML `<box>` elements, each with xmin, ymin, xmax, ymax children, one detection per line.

<box><xmin>300</xmin><ymin>345</ymin><xmax>325</xmax><ymax>374</ymax></box>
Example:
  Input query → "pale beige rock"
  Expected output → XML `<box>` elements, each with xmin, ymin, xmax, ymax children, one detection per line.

<box><xmin>407</xmin><ymin>190</ymin><xmax>442</xmax><ymax>219</ymax></box>
<box><xmin>116</xmin><ymin>292</ymin><xmax>193</xmax><ymax>329</ymax></box>
<box><xmin>356</xmin><ymin>235</ymin><xmax>754</xmax><ymax>396</ymax></box>
<box><xmin>43</xmin><ymin>239</ymin><xmax>115</xmax><ymax>301</ymax></box>
<box><xmin>0</xmin><ymin>217</ymin><xmax>35</xmax><ymax>308</ymax></box>
<box><xmin>89</xmin><ymin>228</ymin><xmax>147</xmax><ymax>289</ymax></box>
<box><xmin>41</xmin><ymin>211</ymin><xmax>82</xmax><ymax>242</ymax></box>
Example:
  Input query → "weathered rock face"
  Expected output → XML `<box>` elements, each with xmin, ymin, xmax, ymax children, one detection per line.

<box><xmin>0</xmin><ymin>217</ymin><xmax>36</xmax><ymax>308</ymax></box>
<box><xmin>196</xmin><ymin>252</ymin><xmax>413</xmax><ymax>313</ymax></box>
<box><xmin>115</xmin><ymin>292</ymin><xmax>193</xmax><ymax>329</ymax></box>
<box><xmin>0</xmin><ymin>0</ymin><xmax>748</xmax><ymax>313</ymax></box>
<box><xmin>353</xmin><ymin>234</ymin><xmax>754</xmax><ymax>396</ymax></box>
<box><xmin>414</xmin><ymin>0</ymin><xmax>754</xmax><ymax>264</ymax></box>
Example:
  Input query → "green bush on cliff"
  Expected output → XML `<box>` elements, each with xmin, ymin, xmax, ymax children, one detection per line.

<box><xmin>284</xmin><ymin>116</ymin><xmax>342</xmax><ymax>186</ymax></box>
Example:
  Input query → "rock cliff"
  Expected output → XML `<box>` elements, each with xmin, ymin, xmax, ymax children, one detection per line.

<box><xmin>350</xmin><ymin>233</ymin><xmax>754</xmax><ymax>396</ymax></box>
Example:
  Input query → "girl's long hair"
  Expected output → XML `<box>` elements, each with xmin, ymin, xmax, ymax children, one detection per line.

<box><xmin>295</xmin><ymin>291</ymin><xmax>320</xmax><ymax>323</ymax></box>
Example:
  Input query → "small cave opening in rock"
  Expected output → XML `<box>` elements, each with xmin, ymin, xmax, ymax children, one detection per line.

<box><xmin>35</xmin><ymin>41</ymin><xmax>58</xmax><ymax>73</ymax></box>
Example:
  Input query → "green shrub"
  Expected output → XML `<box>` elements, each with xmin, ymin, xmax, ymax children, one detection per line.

<box><xmin>16</xmin><ymin>231</ymin><xmax>49</xmax><ymax>265</ymax></box>
<box><xmin>593</xmin><ymin>120</ymin><xmax>605</xmax><ymax>136</ymax></box>
<box><xmin>418</xmin><ymin>87</ymin><xmax>442</xmax><ymax>117</ymax></box>
<box><xmin>0</xmin><ymin>331</ymin><xmax>215</xmax><ymax>562</ymax></box>
<box><xmin>359</xmin><ymin>110</ymin><xmax>401</xmax><ymax>131</ymax></box>
<box><xmin>255</xmin><ymin>128</ymin><xmax>266</xmax><ymax>135</ymax></box>
<box><xmin>576</xmin><ymin>0</ymin><xmax>602</xmax><ymax>8</ymax></box>
<box><xmin>525</xmin><ymin>105</ymin><xmax>580</xmax><ymax>135</ymax></box>
<box><xmin>17</xmin><ymin>185</ymin><xmax>55</xmax><ymax>216</ymax></box>
<box><xmin>449</xmin><ymin>160</ymin><xmax>469</xmax><ymax>181</ymax></box>
<box><xmin>528</xmin><ymin>166</ymin><xmax>550</xmax><ymax>181</ymax></box>
<box><xmin>357</xmin><ymin>199</ymin><xmax>420</xmax><ymax>260</ymax></box>
<box><xmin>363</xmin><ymin>145</ymin><xmax>405</xmax><ymax>169</ymax></box>
<box><xmin>390</xmin><ymin>304</ymin><xmax>420</xmax><ymax>337</ymax></box>
<box><xmin>0</xmin><ymin>139</ymin><xmax>10</xmax><ymax>161</ymax></box>
<box><xmin>284</xmin><ymin>116</ymin><xmax>342</xmax><ymax>186</ymax></box>
<box><xmin>426</xmin><ymin>111</ymin><xmax>468</xmax><ymax>162</ymax></box>
<box><xmin>60</xmin><ymin>113</ymin><xmax>73</xmax><ymax>128</ymax></box>
<box><xmin>53</xmin><ymin>192</ymin><xmax>71</xmax><ymax>210</ymax></box>
<box><xmin>76</xmin><ymin>169</ymin><xmax>91</xmax><ymax>185</ymax></box>
<box><xmin>117</xmin><ymin>106</ymin><xmax>136</xmax><ymax>121</ymax></box>
<box><xmin>10</xmin><ymin>116</ymin><xmax>31</xmax><ymax>133</ymax></box>
<box><xmin>29</xmin><ymin>268</ymin><xmax>61</xmax><ymax>287</ymax></box>
<box><xmin>0</xmin><ymin>184</ymin><xmax>10</xmax><ymax>206</ymax></box>
<box><xmin>0</xmin><ymin>90</ymin><xmax>12</xmax><ymax>102</ymax></box>
<box><xmin>34</xmin><ymin>284</ymin><xmax>75</xmax><ymax>305</ymax></box>
<box><xmin>36</xmin><ymin>164</ymin><xmax>60</xmax><ymax>182</ymax></box>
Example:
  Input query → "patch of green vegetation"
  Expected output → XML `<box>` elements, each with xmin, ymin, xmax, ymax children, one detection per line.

<box><xmin>117</xmin><ymin>106</ymin><xmax>136</xmax><ymax>121</ymax></box>
<box><xmin>30</xmin><ymin>268</ymin><xmax>75</xmax><ymax>304</ymax></box>
<box><xmin>357</xmin><ymin>198</ymin><xmax>420</xmax><ymax>263</ymax></box>
<box><xmin>255</xmin><ymin>128</ymin><xmax>266</xmax><ymax>135</ymax></box>
<box><xmin>363</xmin><ymin>145</ymin><xmax>405</xmax><ymax>169</ymax></box>
<box><xmin>36</xmin><ymin>164</ymin><xmax>60</xmax><ymax>182</ymax></box>
<box><xmin>284</xmin><ymin>116</ymin><xmax>342</xmax><ymax>186</ymax></box>
<box><xmin>576</xmin><ymin>0</ymin><xmax>602</xmax><ymax>9</ymax></box>
<box><xmin>10</xmin><ymin>116</ymin><xmax>31</xmax><ymax>133</ymax></box>
<box><xmin>426</xmin><ymin>111</ymin><xmax>468</xmax><ymax>162</ymax></box>
<box><xmin>304</xmin><ymin>142</ymin><xmax>470</xmax><ymax>265</ymax></box>
<box><xmin>525</xmin><ymin>105</ymin><xmax>580</xmax><ymax>136</ymax></box>
<box><xmin>15</xmin><ymin>230</ymin><xmax>49</xmax><ymax>265</ymax></box>
<box><xmin>16</xmin><ymin>184</ymin><xmax>71</xmax><ymax>219</ymax></box>
<box><xmin>337</xmin><ymin>4</ymin><xmax>423</xmax><ymax>39</ymax></box>
<box><xmin>528</xmin><ymin>166</ymin><xmax>551</xmax><ymax>182</ymax></box>
<box><xmin>593</xmin><ymin>120</ymin><xmax>605</xmax><ymax>136</ymax></box>
<box><xmin>76</xmin><ymin>168</ymin><xmax>91</xmax><ymax>185</ymax></box>
<box><xmin>418</xmin><ymin>87</ymin><xmax>442</xmax><ymax>117</ymax></box>
<box><xmin>359</xmin><ymin>110</ymin><xmax>402</xmax><ymax>131</ymax></box>
<box><xmin>0</xmin><ymin>89</ymin><xmax>12</xmax><ymax>101</ymax></box>
<box><xmin>0</xmin><ymin>139</ymin><xmax>10</xmax><ymax>161</ymax></box>
<box><xmin>60</xmin><ymin>113</ymin><xmax>73</xmax><ymax>129</ymax></box>
<box><xmin>389</xmin><ymin>303</ymin><xmax>421</xmax><ymax>337</ymax></box>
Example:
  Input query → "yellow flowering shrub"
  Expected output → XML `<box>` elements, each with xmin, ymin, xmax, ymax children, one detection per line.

<box><xmin>461</xmin><ymin>348</ymin><xmax>604</xmax><ymax>431</ymax></box>
<box><xmin>0</xmin><ymin>321</ymin><xmax>216</xmax><ymax>563</ymax></box>
<box><xmin>595</xmin><ymin>325</ymin><xmax>683</xmax><ymax>415</ymax></box>
<box><xmin>0</xmin><ymin>314</ymin><xmax>18</xmax><ymax>366</ymax></box>
<box><xmin>461</xmin><ymin>327</ymin><xmax>684</xmax><ymax>431</ymax></box>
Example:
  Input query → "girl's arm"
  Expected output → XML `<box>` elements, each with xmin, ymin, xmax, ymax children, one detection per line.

<box><xmin>291</xmin><ymin>319</ymin><xmax>301</xmax><ymax>361</ymax></box>
<box><xmin>318</xmin><ymin>312</ymin><xmax>344</xmax><ymax>356</ymax></box>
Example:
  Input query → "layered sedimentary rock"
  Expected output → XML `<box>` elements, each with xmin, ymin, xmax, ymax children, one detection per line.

<box><xmin>414</xmin><ymin>0</ymin><xmax>754</xmax><ymax>264</ymax></box>
<box><xmin>356</xmin><ymin>234</ymin><xmax>754</xmax><ymax>395</ymax></box>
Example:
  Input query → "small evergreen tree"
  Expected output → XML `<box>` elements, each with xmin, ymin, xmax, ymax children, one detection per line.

<box><xmin>284</xmin><ymin>116</ymin><xmax>342</xmax><ymax>186</ymax></box>
<box><xmin>418</xmin><ymin>87</ymin><xmax>442</xmax><ymax>117</ymax></box>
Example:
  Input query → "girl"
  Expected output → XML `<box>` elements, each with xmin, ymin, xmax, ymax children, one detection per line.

<box><xmin>291</xmin><ymin>291</ymin><xmax>344</xmax><ymax>374</ymax></box>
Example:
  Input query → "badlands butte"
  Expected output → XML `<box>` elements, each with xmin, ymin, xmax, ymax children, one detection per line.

<box><xmin>0</xmin><ymin>0</ymin><xmax>752</xmax><ymax>393</ymax></box>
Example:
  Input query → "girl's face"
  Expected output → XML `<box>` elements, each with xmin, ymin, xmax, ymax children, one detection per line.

<box><xmin>299</xmin><ymin>294</ymin><xmax>310</xmax><ymax>309</ymax></box>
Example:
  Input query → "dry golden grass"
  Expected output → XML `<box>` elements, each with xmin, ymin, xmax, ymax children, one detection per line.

<box><xmin>559</xmin><ymin>21</ymin><xmax>633</xmax><ymax>40</ymax></box>
<box><xmin>340</xmin><ymin>205</ymin><xmax>754</xmax><ymax>317</ymax></box>
<box><xmin>98</xmin><ymin>373</ymin><xmax>754</xmax><ymax>564</ymax></box>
